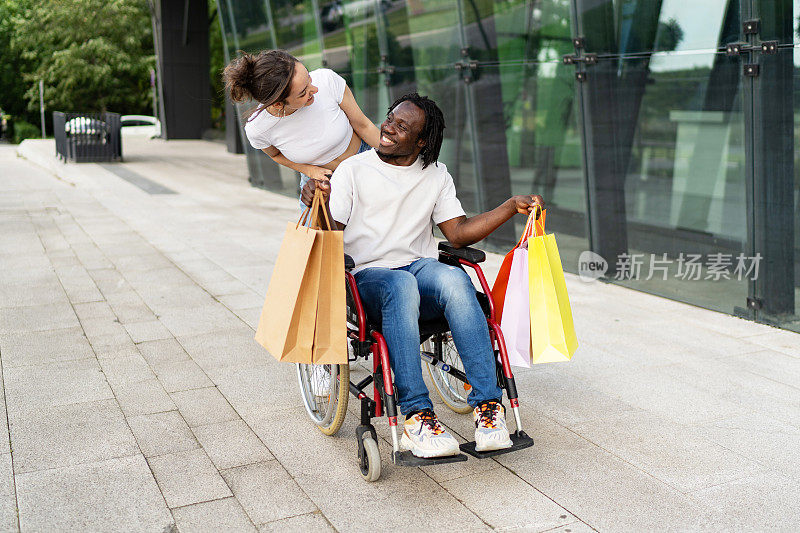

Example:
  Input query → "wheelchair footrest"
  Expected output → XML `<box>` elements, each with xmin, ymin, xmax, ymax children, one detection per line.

<box><xmin>393</xmin><ymin>450</ymin><xmax>468</xmax><ymax>467</ymax></box>
<box><xmin>459</xmin><ymin>431</ymin><xmax>534</xmax><ymax>459</ymax></box>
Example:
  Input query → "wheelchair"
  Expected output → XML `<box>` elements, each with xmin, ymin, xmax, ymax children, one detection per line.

<box><xmin>296</xmin><ymin>242</ymin><xmax>533</xmax><ymax>481</ymax></box>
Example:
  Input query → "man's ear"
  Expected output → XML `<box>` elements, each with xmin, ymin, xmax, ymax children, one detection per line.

<box><xmin>416</xmin><ymin>136</ymin><xmax>426</xmax><ymax>148</ymax></box>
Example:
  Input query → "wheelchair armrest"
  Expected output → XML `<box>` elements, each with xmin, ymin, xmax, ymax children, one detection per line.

<box><xmin>437</xmin><ymin>242</ymin><xmax>486</xmax><ymax>265</ymax></box>
<box><xmin>344</xmin><ymin>253</ymin><xmax>355</xmax><ymax>271</ymax></box>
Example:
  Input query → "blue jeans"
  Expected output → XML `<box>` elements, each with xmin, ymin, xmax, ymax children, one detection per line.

<box><xmin>299</xmin><ymin>139</ymin><xmax>371</xmax><ymax>210</ymax></box>
<box><xmin>355</xmin><ymin>257</ymin><xmax>502</xmax><ymax>415</ymax></box>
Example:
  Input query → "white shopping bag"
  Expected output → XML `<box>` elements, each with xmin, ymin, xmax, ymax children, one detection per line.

<box><xmin>499</xmin><ymin>247</ymin><xmax>532</xmax><ymax>368</ymax></box>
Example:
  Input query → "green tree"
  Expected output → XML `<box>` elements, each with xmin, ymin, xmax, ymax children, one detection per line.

<box><xmin>0</xmin><ymin>0</ymin><xmax>35</xmax><ymax>124</ymax></box>
<box><xmin>10</xmin><ymin>0</ymin><xmax>154</xmax><ymax>115</ymax></box>
<box><xmin>656</xmin><ymin>17</ymin><xmax>684</xmax><ymax>52</ymax></box>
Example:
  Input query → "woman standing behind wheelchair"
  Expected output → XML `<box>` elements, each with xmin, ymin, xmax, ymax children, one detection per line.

<box><xmin>223</xmin><ymin>50</ymin><xmax>380</xmax><ymax>203</ymax></box>
<box><xmin>225</xmin><ymin>50</ymin><xmax>371</xmax><ymax>416</ymax></box>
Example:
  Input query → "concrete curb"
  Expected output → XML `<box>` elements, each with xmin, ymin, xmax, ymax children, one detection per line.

<box><xmin>16</xmin><ymin>139</ymin><xmax>87</xmax><ymax>187</ymax></box>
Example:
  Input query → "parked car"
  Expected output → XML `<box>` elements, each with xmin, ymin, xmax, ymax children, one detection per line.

<box><xmin>121</xmin><ymin>115</ymin><xmax>161</xmax><ymax>137</ymax></box>
<box><xmin>321</xmin><ymin>1</ymin><xmax>344</xmax><ymax>31</ymax></box>
<box><xmin>320</xmin><ymin>0</ymin><xmax>392</xmax><ymax>31</ymax></box>
<box><xmin>120</xmin><ymin>115</ymin><xmax>158</xmax><ymax>127</ymax></box>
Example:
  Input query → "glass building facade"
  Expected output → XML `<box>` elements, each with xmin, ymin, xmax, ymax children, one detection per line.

<box><xmin>217</xmin><ymin>0</ymin><xmax>800</xmax><ymax>334</ymax></box>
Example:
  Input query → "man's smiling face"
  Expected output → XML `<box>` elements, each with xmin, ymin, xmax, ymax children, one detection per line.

<box><xmin>377</xmin><ymin>101</ymin><xmax>426</xmax><ymax>160</ymax></box>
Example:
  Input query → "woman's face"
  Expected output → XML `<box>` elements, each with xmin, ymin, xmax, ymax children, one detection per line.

<box><xmin>282</xmin><ymin>62</ymin><xmax>318</xmax><ymax>110</ymax></box>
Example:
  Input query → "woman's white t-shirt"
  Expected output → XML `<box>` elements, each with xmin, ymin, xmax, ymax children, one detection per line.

<box><xmin>243</xmin><ymin>68</ymin><xmax>352</xmax><ymax>166</ymax></box>
<box><xmin>329</xmin><ymin>149</ymin><xmax>466</xmax><ymax>274</ymax></box>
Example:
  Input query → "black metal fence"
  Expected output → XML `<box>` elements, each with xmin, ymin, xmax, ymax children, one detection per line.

<box><xmin>53</xmin><ymin>112</ymin><xmax>122</xmax><ymax>162</ymax></box>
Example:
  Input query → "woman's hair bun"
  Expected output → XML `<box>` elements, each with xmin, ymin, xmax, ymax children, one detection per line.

<box><xmin>222</xmin><ymin>49</ymin><xmax>298</xmax><ymax>120</ymax></box>
<box><xmin>223</xmin><ymin>51</ymin><xmax>257</xmax><ymax>102</ymax></box>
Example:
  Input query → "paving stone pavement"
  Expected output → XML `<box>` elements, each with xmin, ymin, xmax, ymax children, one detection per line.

<box><xmin>0</xmin><ymin>138</ymin><xmax>798</xmax><ymax>531</ymax></box>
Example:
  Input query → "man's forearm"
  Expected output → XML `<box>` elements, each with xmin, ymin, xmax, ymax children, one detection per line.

<box><xmin>448</xmin><ymin>199</ymin><xmax>517</xmax><ymax>247</ymax></box>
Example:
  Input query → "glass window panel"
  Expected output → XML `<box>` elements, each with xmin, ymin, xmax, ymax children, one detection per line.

<box><xmin>377</xmin><ymin>2</ymin><xmax>417</xmax><ymax>101</ymax></box>
<box><xmin>575</xmin><ymin>0</ymin><xmax>740</xmax><ymax>55</ymax></box>
<box><xmin>480</xmin><ymin>62</ymin><xmax>588</xmax><ymax>268</ymax></box>
<box><xmin>393</xmin><ymin>1</ymin><xmax>479</xmax><ymax>213</ymax></box>
<box><xmin>335</xmin><ymin>0</ymin><xmax>393</xmax><ymax>122</ymax></box>
<box><xmin>649</xmin><ymin>0</ymin><xmax>740</xmax><ymax>53</ymax></box>
<box><xmin>796</xmin><ymin>1</ymin><xmax>800</xmax><ymax>43</ymax></box>
<box><xmin>321</xmin><ymin>1</ymin><xmax>350</xmax><ymax>75</ymax></box>
<box><xmin>783</xmin><ymin>46</ymin><xmax>800</xmax><ymax>332</ymax></box>
<box><xmin>491</xmin><ymin>0</ymin><xmax>589</xmax><ymax>268</ymax></box>
<box><xmin>273</xmin><ymin>0</ymin><xmax>324</xmax><ymax>68</ymax></box>
<box><xmin>272</xmin><ymin>0</ymin><xmax>324</xmax><ymax>192</ymax></box>
<box><xmin>761</xmin><ymin>0</ymin><xmax>797</xmax><ymax>44</ymax></box>
<box><xmin>403</xmin><ymin>0</ymin><xmax>463</xmax><ymax>66</ymax></box>
<box><xmin>218</xmin><ymin>0</ymin><xmax>290</xmax><ymax>194</ymax></box>
<box><xmin>754</xmin><ymin>45</ymin><xmax>800</xmax><ymax>332</ymax></box>
<box><xmin>609</xmin><ymin>50</ymin><xmax>748</xmax><ymax>314</ymax></box>
<box><xmin>220</xmin><ymin>0</ymin><xmax>274</xmax><ymax>52</ymax></box>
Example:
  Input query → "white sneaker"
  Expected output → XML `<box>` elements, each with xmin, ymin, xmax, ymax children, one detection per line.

<box><xmin>309</xmin><ymin>365</ymin><xmax>331</xmax><ymax>398</ymax></box>
<box><xmin>474</xmin><ymin>401</ymin><xmax>513</xmax><ymax>452</ymax></box>
<box><xmin>400</xmin><ymin>409</ymin><xmax>460</xmax><ymax>458</ymax></box>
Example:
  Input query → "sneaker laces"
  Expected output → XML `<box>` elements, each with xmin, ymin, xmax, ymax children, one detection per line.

<box><xmin>476</xmin><ymin>402</ymin><xmax>501</xmax><ymax>429</ymax></box>
<box><xmin>417</xmin><ymin>409</ymin><xmax>445</xmax><ymax>436</ymax></box>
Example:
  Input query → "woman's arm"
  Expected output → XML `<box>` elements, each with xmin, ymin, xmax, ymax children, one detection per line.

<box><xmin>261</xmin><ymin>146</ymin><xmax>333</xmax><ymax>181</ymax></box>
<box><xmin>339</xmin><ymin>86</ymin><xmax>381</xmax><ymax>148</ymax></box>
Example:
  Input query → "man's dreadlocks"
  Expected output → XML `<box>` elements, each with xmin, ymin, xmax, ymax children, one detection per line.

<box><xmin>388</xmin><ymin>93</ymin><xmax>445</xmax><ymax>169</ymax></box>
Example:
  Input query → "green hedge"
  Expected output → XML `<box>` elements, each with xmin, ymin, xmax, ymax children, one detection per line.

<box><xmin>12</xmin><ymin>120</ymin><xmax>40</xmax><ymax>144</ymax></box>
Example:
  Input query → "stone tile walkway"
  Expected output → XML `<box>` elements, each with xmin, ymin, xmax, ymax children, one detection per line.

<box><xmin>0</xmin><ymin>137</ymin><xmax>798</xmax><ymax>531</ymax></box>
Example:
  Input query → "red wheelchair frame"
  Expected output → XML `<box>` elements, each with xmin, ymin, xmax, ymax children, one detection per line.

<box><xmin>343</xmin><ymin>242</ymin><xmax>533</xmax><ymax>473</ymax></box>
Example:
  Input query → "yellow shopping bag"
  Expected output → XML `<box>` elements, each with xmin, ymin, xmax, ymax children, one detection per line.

<box><xmin>528</xmin><ymin>212</ymin><xmax>578</xmax><ymax>363</ymax></box>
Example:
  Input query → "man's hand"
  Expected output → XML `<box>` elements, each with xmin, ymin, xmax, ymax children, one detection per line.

<box><xmin>300</xmin><ymin>178</ymin><xmax>345</xmax><ymax>231</ymax></box>
<box><xmin>300</xmin><ymin>178</ymin><xmax>332</xmax><ymax>207</ymax></box>
<box><xmin>510</xmin><ymin>194</ymin><xmax>545</xmax><ymax>217</ymax></box>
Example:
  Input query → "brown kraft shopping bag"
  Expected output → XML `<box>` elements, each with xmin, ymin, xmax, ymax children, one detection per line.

<box><xmin>311</xmin><ymin>200</ymin><xmax>348</xmax><ymax>364</ymax></box>
<box><xmin>254</xmin><ymin>192</ymin><xmax>324</xmax><ymax>363</ymax></box>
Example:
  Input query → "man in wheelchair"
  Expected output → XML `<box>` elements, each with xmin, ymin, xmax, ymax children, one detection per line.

<box><xmin>301</xmin><ymin>92</ymin><xmax>543</xmax><ymax>459</ymax></box>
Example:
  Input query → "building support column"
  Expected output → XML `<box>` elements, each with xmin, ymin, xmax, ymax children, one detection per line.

<box><xmin>152</xmin><ymin>0</ymin><xmax>211</xmax><ymax>139</ymax></box>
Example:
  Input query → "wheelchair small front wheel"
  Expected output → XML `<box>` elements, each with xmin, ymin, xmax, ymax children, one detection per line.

<box><xmin>423</xmin><ymin>333</ymin><xmax>473</xmax><ymax>414</ymax></box>
<box><xmin>296</xmin><ymin>362</ymin><xmax>349</xmax><ymax>436</ymax></box>
<box><xmin>359</xmin><ymin>435</ymin><xmax>381</xmax><ymax>482</ymax></box>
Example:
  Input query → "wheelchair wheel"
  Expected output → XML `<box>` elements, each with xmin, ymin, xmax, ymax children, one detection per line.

<box><xmin>359</xmin><ymin>435</ymin><xmax>381</xmax><ymax>482</ymax></box>
<box><xmin>297</xmin><ymin>362</ymin><xmax>349</xmax><ymax>436</ymax></box>
<box><xmin>423</xmin><ymin>333</ymin><xmax>473</xmax><ymax>414</ymax></box>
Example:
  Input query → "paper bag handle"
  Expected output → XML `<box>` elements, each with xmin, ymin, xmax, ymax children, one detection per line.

<box><xmin>297</xmin><ymin>188</ymin><xmax>322</xmax><ymax>229</ymax></box>
<box><xmin>533</xmin><ymin>207</ymin><xmax>546</xmax><ymax>237</ymax></box>
<box><xmin>517</xmin><ymin>205</ymin><xmax>545</xmax><ymax>246</ymax></box>
<box><xmin>316</xmin><ymin>191</ymin><xmax>333</xmax><ymax>230</ymax></box>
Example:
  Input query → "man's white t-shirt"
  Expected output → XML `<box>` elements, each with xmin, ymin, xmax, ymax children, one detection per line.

<box><xmin>243</xmin><ymin>68</ymin><xmax>352</xmax><ymax>166</ymax></box>
<box><xmin>329</xmin><ymin>150</ymin><xmax>466</xmax><ymax>274</ymax></box>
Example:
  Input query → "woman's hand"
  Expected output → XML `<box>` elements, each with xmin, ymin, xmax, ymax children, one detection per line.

<box><xmin>305</xmin><ymin>165</ymin><xmax>333</xmax><ymax>182</ymax></box>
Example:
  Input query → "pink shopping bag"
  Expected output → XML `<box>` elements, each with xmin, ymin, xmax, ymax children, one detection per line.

<box><xmin>499</xmin><ymin>247</ymin><xmax>532</xmax><ymax>368</ymax></box>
